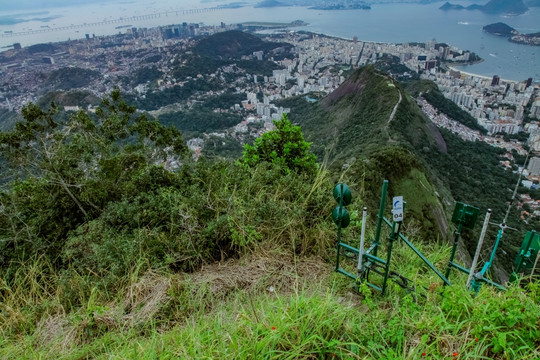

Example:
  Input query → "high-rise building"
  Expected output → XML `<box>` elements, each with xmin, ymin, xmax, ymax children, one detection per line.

<box><xmin>491</xmin><ymin>75</ymin><xmax>500</xmax><ymax>87</ymax></box>
<box><xmin>528</xmin><ymin>157</ymin><xmax>540</xmax><ymax>176</ymax></box>
<box><xmin>526</xmin><ymin>78</ymin><xmax>533</xmax><ymax>88</ymax></box>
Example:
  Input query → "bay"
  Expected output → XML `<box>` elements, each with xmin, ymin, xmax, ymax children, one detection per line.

<box><xmin>0</xmin><ymin>1</ymin><xmax>539</xmax><ymax>81</ymax></box>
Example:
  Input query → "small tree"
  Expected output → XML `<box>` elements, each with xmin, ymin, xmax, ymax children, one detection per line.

<box><xmin>242</xmin><ymin>114</ymin><xmax>317</xmax><ymax>175</ymax></box>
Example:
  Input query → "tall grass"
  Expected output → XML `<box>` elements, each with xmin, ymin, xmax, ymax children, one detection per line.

<box><xmin>1</xmin><ymin>238</ymin><xmax>538</xmax><ymax>360</ymax></box>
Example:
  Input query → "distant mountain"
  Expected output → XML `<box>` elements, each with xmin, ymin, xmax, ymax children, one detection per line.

<box><xmin>309</xmin><ymin>3</ymin><xmax>371</xmax><ymax>10</ymax></box>
<box><xmin>217</xmin><ymin>2</ymin><xmax>248</xmax><ymax>9</ymax></box>
<box><xmin>483</xmin><ymin>22</ymin><xmax>519</xmax><ymax>37</ymax></box>
<box><xmin>482</xmin><ymin>0</ymin><xmax>528</xmax><ymax>13</ymax></box>
<box><xmin>440</xmin><ymin>0</ymin><xmax>529</xmax><ymax>14</ymax></box>
<box><xmin>254</xmin><ymin>0</ymin><xmax>285</xmax><ymax>8</ymax></box>
<box><xmin>439</xmin><ymin>2</ymin><xmax>465</xmax><ymax>10</ymax></box>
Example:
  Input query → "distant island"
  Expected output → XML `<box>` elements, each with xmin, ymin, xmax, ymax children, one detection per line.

<box><xmin>483</xmin><ymin>22</ymin><xmax>519</xmax><ymax>37</ymax></box>
<box><xmin>217</xmin><ymin>2</ymin><xmax>248</xmax><ymax>9</ymax></box>
<box><xmin>241</xmin><ymin>20</ymin><xmax>308</xmax><ymax>28</ymax></box>
<box><xmin>483</xmin><ymin>22</ymin><xmax>540</xmax><ymax>46</ymax></box>
<box><xmin>440</xmin><ymin>0</ymin><xmax>529</xmax><ymax>15</ymax></box>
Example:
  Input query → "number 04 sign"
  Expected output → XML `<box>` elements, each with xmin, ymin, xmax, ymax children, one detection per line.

<box><xmin>392</xmin><ymin>196</ymin><xmax>404</xmax><ymax>222</ymax></box>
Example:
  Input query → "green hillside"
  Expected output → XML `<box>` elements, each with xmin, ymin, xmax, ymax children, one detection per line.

<box><xmin>282</xmin><ymin>66</ymin><xmax>443</xmax><ymax>158</ymax></box>
<box><xmin>282</xmin><ymin>66</ymin><xmax>451</xmax><ymax>239</ymax></box>
<box><xmin>36</xmin><ymin>90</ymin><xmax>101</xmax><ymax>109</ymax></box>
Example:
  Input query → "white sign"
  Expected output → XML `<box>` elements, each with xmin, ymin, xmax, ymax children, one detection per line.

<box><xmin>392</xmin><ymin>196</ymin><xmax>404</xmax><ymax>222</ymax></box>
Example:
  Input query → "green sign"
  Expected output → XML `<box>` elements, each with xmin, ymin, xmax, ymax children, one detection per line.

<box><xmin>451</xmin><ymin>202</ymin><xmax>480</xmax><ymax>229</ymax></box>
<box><xmin>514</xmin><ymin>231</ymin><xmax>540</xmax><ymax>270</ymax></box>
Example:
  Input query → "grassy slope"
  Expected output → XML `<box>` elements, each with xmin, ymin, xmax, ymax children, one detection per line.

<box><xmin>1</xmin><ymin>241</ymin><xmax>538</xmax><ymax>359</ymax></box>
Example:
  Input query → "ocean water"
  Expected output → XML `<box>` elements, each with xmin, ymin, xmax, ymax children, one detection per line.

<box><xmin>0</xmin><ymin>1</ymin><xmax>539</xmax><ymax>81</ymax></box>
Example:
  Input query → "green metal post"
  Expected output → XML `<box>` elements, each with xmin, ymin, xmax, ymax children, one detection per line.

<box><xmin>471</xmin><ymin>229</ymin><xmax>504</xmax><ymax>292</ymax></box>
<box><xmin>479</xmin><ymin>229</ymin><xmax>504</xmax><ymax>276</ymax></box>
<box><xmin>514</xmin><ymin>230</ymin><xmax>536</xmax><ymax>275</ymax></box>
<box><xmin>335</xmin><ymin>184</ymin><xmax>344</xmax><ymax>272</ymax></box>
<box><xmin>467</xmin><ymin>209</ymin><xmax>491</xmax><ymax>289</ymax></box>
<box><xmin>367</xmin><ymin>180</ymin><xmax>388</xmax><ymax>284</ymax></box>
<box><xmin>445</xmin><ymin>222</ymin><xmax>463</xmax><ymax>282</ymax></box>
<box><xmin>382</xmin><ymin>222</ymin><xmax>400</xmax><ymax>295</ymax></box>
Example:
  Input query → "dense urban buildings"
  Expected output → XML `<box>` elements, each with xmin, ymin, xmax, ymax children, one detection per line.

<box><xmin>1</xmin><ymin>21</ymin><xmax>539</xmax><ymax>156</ymax></box>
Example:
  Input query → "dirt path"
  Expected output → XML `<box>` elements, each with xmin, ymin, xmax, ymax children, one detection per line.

<box><xmin>388</xmin><ymin>89</ymin><xmax>402</xmax><ymax>124</ymax></box>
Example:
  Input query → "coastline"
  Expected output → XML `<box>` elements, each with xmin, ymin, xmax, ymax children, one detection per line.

<box><xmin>447</xmin><ymin>64</ymin><xmax>518</xmax><ymax>83</ymax></box>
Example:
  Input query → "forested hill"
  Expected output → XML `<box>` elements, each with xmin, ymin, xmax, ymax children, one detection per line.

<box><xmin>294</xmin><ymin>65</ymin><xmax>444</xmax><ymax>158</ymax></box>
<box><xmin>194</xmin><ymin>30</ymin><xmax>293</xmax><ymax>59</ymax></box>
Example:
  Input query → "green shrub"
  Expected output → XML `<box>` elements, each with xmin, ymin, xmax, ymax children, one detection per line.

<box><xmin>242</xmin><ymin>114</ymin><xmax>317</xmax><ymax>175</ymax></box>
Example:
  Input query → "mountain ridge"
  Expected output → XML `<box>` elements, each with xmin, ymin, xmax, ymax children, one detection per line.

<box><xmin>282</xmin><ymin>66</ymin><xmax>451</xmax><ymax>239</ymax></box>
<box><xmin>440</xmin><ymin>0</ymin><xmax>529</xmax><ymax>14</ymax></box>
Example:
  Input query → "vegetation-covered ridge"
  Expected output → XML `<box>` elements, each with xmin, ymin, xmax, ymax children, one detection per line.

<box><xmin>281</xmin><ymin>65</ymin><xmax>451</xmax><ymax>240</ymax></box>
<box><xmin>483</xmin><ymin>23</ymin><xmax>519</xmax><ymax>37</ymax></box>
<box><xmin>193</xmin><ymin>30</ymin><xmax>293</xmax><ymax>60</ymax></box>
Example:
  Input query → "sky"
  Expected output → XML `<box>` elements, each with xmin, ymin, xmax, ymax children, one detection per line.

<box><xmin>0</xmin><ymin>0</ymin><xmax>121</xmax><ymax>11</ymax></box>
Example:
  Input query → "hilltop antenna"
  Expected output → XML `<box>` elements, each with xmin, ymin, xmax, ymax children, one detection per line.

<box><xmin>501</xmin><ymin>148</ymin><xmax>531</xmax><ymax>228</ymax></box>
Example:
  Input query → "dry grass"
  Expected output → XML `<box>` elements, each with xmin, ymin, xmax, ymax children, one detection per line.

<box><xmin>30</xmin><ymin>250</ymin><xmax>332</xmax><ymax>355</ymax></box>
<box><xmin>35</xmin><ymin>312</ymin><xmax>77</xmax><ymax>354</ymax></box>
<box><xmin>122</xmin><ymin>271</ymin><xmax>171</xmax><ymax>327</ymax></box>
<box><xmin>191</xmin><ymin>252</ymin><xmax>330</xmax><ymax>296</ymax></box>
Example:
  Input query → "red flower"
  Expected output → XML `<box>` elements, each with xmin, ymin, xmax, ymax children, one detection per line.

<box><xmin>421</xmin><ymin>352</ymin><xmax>426</xmax><ymax>357</ymax></box>
<box><xmin>453</xmin><ymin>351</ymin><xmax>458</xmax><ymax>357</ymax></box>
<box><xmin>475</xmin><ymin>337</ymin><xmax>479</xmax><ymax>342</ymax></box>
<box><xmin>271</xmin><ymin>326</ymin><xmax>276</xmax><ymax>331</ymax></box>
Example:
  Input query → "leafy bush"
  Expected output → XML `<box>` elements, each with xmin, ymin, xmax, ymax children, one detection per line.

<box><xmin>242</xmin><ymin>114</ymin><xmax>317</xmax><ymax>175</ymax></box>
